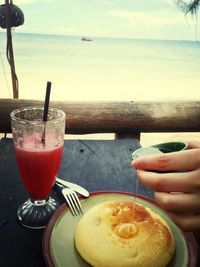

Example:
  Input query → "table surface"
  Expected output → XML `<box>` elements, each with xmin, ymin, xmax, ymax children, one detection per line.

<box><xmin>0</xmin><ymin>138</ymin><xmax>199</xmax><ymax>267</ymax></box>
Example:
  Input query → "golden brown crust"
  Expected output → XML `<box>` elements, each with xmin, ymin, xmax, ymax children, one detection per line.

<box><xmin>75</xmin><ymin>200</ymin><xmax>175</xmax><ymax>267</ymax></box>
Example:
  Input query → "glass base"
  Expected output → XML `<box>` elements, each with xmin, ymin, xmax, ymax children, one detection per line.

<box><xmin>17</xmin><ymin>197</ymin><xmax>59</xmax><ymax>229</ymax></box>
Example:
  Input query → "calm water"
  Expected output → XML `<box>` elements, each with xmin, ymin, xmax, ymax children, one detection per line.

<box><xmin>0</xmin><ymin>32</ymin><xmax>199</xmax><ymax>101</ymax></box>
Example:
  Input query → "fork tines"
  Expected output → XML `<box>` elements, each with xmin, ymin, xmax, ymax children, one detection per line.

<box><xmin>62</xmin><ymin>188</ymin><xmax>83</xmax><ymax>216</ymax></box>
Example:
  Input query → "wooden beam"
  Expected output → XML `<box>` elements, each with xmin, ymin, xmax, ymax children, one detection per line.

<box><xmin>0</xmin><ymin>99</ymin><xmax>200</xmax><ymax>134</ymax></box>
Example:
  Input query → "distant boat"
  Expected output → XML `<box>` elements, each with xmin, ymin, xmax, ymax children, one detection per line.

<box><xmin>81</xmin><ymin>37</ymin><xmax>92</xmax><ymax>42</ymax></box>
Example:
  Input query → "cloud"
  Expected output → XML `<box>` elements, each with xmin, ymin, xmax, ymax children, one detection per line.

<box><xmin>14</xmin><ymin>0</ymin><xmax>52</xmax><ymax>4</ymax></box>
<box><xmin>100</xmin><ymin>0</ymin><xmax>120</xmax><ymax>5</ymax></box>
<box><xmin>107</xmin><ymin>9</ymin><xmax>183</xmax><ymax>26</ymax></box>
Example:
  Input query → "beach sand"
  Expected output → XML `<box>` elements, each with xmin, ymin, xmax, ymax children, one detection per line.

<box><xmin>2</xmin><ymin>132</ymin><xmax>200</xmax><ymax>146</ymax></box>
<box><xmin>1</xmin><ymin>67</ymin><xmax>200</xmax><ymax>102</ymax></box>
<box><xmin>140</xmin><ymin>132</ymin><xmax>200</xmax><ymax>147</ymax></box>
<box><xmin>63</xmin><ymin>132</ymin><xmax>200</xmax><ymax>147</ymax></box>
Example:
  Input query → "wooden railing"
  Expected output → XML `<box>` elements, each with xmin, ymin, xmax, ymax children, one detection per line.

<box><xmin>0</xmin><ymin>98</ymin><xmax>200</xmax><ymax>139</ymax></box>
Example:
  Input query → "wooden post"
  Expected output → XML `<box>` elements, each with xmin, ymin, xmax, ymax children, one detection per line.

<box><xmin>5</xmin><ymin>0</ymin><xmax>18</xmax><ymax>98</ymax></box>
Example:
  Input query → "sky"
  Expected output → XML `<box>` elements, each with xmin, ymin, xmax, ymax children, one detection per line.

<box><xmin>0</xmin><ymin>0</ymin><xmax>199</xmax><ymax>40</ymax></box>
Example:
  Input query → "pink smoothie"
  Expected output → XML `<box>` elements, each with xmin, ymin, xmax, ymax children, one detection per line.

<box><xmin>15</xmin><ymin>142</ymin><xmax>63</xmax><ymax>199</ymax></box>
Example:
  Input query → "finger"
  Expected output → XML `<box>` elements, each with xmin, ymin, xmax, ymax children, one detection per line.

<box><xmin>154</xmin><ymin>192</ymin><xmax>200</xmax><ymax>213</ymax></box>
<box><xmin>136</xmin><ymin>169</ymin><xmax>200</xmax><ymax>192</ymax></box>
<box><xmin>169</xmin><ymin>213</ymin><xmax>200</xmax><ymax>231</ymax></box>
<box><xmin>132</xmin><ymin>148</ymin><xmax>200</xmax><ymax>171</ymax></box>
<box><xmin>188</xmin><ymin>141</ymin><xmax>200</xmax><ymax>149</ymax></box>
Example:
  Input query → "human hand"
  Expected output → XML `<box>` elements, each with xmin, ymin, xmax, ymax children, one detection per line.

<box><xmin>132</xmin><ymin>141</ymin><xmax>200</xmax><ymax>232</ymax></box>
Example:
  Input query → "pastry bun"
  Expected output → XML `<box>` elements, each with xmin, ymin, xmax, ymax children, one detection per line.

<box><xmin>75</xmin><ymin>200</ymin><xmax>175</xmax><ymax>267</ymax></box>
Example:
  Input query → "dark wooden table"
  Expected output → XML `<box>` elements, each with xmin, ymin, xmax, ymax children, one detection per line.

<box><xmin>0</xmin><ymin>138</ymin><xmax>199</xmax><ymax>267</ymax></box>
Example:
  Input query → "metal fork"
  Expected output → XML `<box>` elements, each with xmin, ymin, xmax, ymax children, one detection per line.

<box><xmin>62</xmin><ymin>188</ymin><xmax>83</xmax><ymax>216</ymax></box>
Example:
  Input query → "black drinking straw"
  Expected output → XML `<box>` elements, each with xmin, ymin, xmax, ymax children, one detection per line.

<box><xmin>41</xmin><ymin>81</ymin><xmax>51</xmax><ymax>144</ymax></box>
<box><xmin>43</xmin><ymin>81</ymin><xmax>51</xmax><ymax>122</ymax></box>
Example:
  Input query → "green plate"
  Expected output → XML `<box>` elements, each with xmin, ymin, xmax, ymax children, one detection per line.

<box><xmin>43</xmin><ymin>191</ymin><xmax>197</xmax><ymax>267</ymax></box>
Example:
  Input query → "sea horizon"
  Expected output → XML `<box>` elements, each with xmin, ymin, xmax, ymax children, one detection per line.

<box><xmin>1</xmin><ymin>30</ymin><xmax>198</xmax><ymax>42</ymax></box>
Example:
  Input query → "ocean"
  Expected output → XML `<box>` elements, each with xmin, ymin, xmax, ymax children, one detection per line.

<box><xmin>0</xmin><ymin>32</ymin><xmax>200</xmax><ymax>101</ymax></box>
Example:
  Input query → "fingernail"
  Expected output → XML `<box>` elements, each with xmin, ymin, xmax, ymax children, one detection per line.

<box><xmin>132</xmin><ymin>160</ymin><xmax>138</xmax><ymax>169</ymax></box>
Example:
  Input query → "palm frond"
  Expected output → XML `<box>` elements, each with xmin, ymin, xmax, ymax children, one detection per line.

<box><xmin>175</xmin><ymin>0</ymin><xmax>200</xmax><ymax>14</ymax></box>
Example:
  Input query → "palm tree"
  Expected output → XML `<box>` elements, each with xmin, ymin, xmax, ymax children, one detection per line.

<box><xmin>175</xmin><ymin>0</ymin><xmax>200</xmax><ymax>14</ymax></box>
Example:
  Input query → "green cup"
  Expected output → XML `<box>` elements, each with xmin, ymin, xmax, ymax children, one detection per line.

<box><xmin>132</xmin><ymin>141</ymin><xmax>188</xmax><ymax>160</ymax></box>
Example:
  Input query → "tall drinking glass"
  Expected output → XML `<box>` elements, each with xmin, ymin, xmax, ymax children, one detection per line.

<box><xmin>10</xmin><ymin>107</ymin><xmax>66</xmax><ymax>229</ymax></box>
